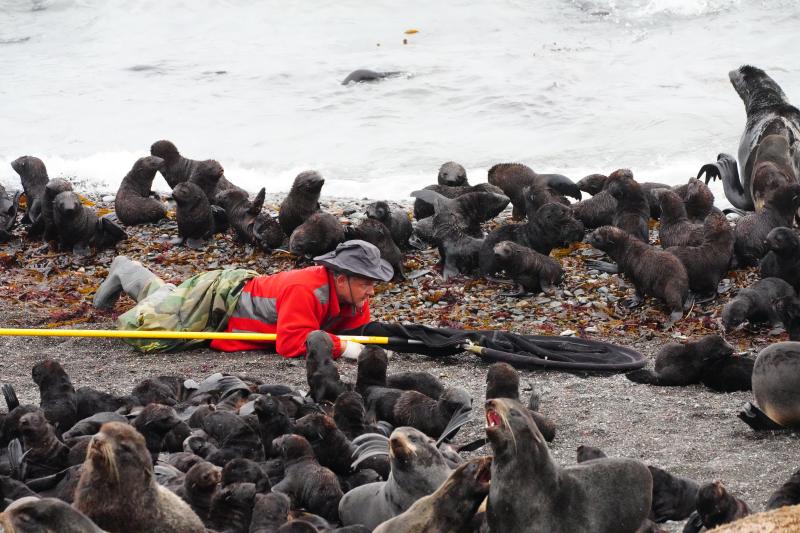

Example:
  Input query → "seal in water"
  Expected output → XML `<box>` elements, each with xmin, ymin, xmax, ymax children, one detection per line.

<box><xmin>748</xmin><ymin>341</ymin><xmax>800</xmax><ymax>428</ymax></box>
<box><xmin>0</xmin><ymin>496</ymin><xmax>105</xmax><ymax>532</ymax></box>
<box><xmin>366</xmin><ymin>201</ymin><xmax>413</xmax><ymax>249</ymax></box>
<box><xmin>279</xmin><ymin>170</ymin><xmax>324</xmax><ymax>236</ymax></box>
<box><xmin>625</xmin><ymin>335</ymin><xmax>752</xmax><ymax>392</ymax></box>
<box><xmin>288</xmin><ymin>212</ymin><xmax>345</xmax><ymax>258</ymax></box>
<box><xmin>487</xmin><ymin>163</ymin><xmax>581</xmax><ymax>219</ymax></box>
<box><xmin>115</xmin><ymin>155</ymin><xmax>167</xmax><ymax>225</ymax></box>
<box><xmin>587</xmin><ymin>225</ymin><xmax>689</xmax><ymax>325</ymax></box>
<box><xmin>721</xmin><ymin>277</ymin><xmax>795</xmax><ymax>331</ymax></box>
<box><xmin>699</xmin><ymin>65</ymin><xmax>800</xmax><ymax>211</ymax></box>
<box><xmin>216</xmin><ymin>187</ymin><xmax>285</xmax><ymax>250</ymax></box>
<box><xmin>342</xmin><ymin>69</ymin><xmax>403</xmax><ymax>85</ymax></box>
<box><xmin>338</xmin><ymin>427</ymin><xmax>452</xmax><ymax>530</ymax></box>
<box><xmin>760</xmin><ymin>226</ymin><xmax>800</xmax><ymax>291</ymax></box>
<box><xmin>733</xmin><ymin>183</ymin><xmax>800</xmax><ymax>266</ymax></box>
<box><xmin>492</xmin><ymin>240</ymin><xmax>563</xmax><ymax>296</ymax></box>
<box><xmin>73</xmin><ymin>421</ymin><xmax>205</xmax><ymax>532</ymax></box>
<box><xmin>172</xmin><ymin>181</ymin><xmax>224</xmax><ymax>249</ymax></box>
<box><xmin>683</xmin><ymin>481</ymin><xmax>750</xmax><ymax>533</ymax></box>
<box><xmin>484</xmin><ymin>398</ymin><xmax>652</xmax><ymax>533</ymax></box>
<box><xmin>10</xmin><ymin>155</ymin><xmax>49</xmax><ymax>231</ymax></box>
<box><xmin>372</xmin><ymin>456</ymin><xmax>491</xmax><ymax>533</ymax></box>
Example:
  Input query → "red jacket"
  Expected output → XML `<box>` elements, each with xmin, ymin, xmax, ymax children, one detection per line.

<box><xmin>210</xmin><ymin>266</ymin><xmax>370</xmax><ymax>357</ymax></box>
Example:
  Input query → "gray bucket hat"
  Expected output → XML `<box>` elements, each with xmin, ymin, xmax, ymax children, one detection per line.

<box><xmin>314</xmin><ymin>240</ymin><xmax>394</xmax><ymax>282</ymax></box>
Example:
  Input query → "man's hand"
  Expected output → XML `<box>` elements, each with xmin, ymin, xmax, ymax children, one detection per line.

<box><xmin>341</xmin><ymin>340</ymin><xmax>365</xmax><ymax>361</ymax></box>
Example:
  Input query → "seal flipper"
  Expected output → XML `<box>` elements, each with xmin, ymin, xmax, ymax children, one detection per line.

<box><xmin>210</xmin><ymin>205</ymin><xmax>229</xmax><ymax>233</ymax></box>
<box><xmin>584</xmin><ymin>259</ymin><xmax>619</xmax><ymax>274</ymax></box>
<box><xmin>682</xmin><ymin>511</ymin><xmax>704</xmax><ymax>533</ymax></box>
<box><xmin>698</xmin><ymin>153</ymin><xmax>754</xmax><ymax>210</ymax></box>
<box><xmin>248</xmin><ymin>187</ymin><xmax>266</xmax><ymax>216</ymax></box>
<box><xmin>410</xmin><ymin>189</ymin><xmax>451</xmax><ymax>214</ymax></box>
<box><xmin>96</xmin><ymin>214</ymin><xmax>128</xmax><ymax>249</ymax></box>
<box><xmin>436</xmin><ymin>407</ymin><xmax>473</xmax><ymax>445</ymax></box>
<box><xmin>2</xmin><ymin>383</ymin><xmax>20</xmax><ymax>410</ymax></box>
<box><xmin>738</xmin><ymin>401</ymin><xmax>786</xmax><ymax>431</ymax></box>
<box><xmin>540</xmin><ymin>174</ymin><xmax>582</xmax><ymax>201</ymax></box>
<box><xmin>625</xmin><ymin>369</ymin><xmax>673</xmax><ymax>386</ymax></box>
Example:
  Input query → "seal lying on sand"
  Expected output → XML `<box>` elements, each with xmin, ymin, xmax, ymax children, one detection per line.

<box><xmin>721</xmin><ymin>277</ymin><xmax>795</xmax><ymax>331</ymax></box>
<box><xmin>279</xmin><ymin>170</ymin><xmax>324</xmax><ymax>236</ymax></box>
<box><xmin>699</xmin><ymin>65</ymin><xmax>800</xmax><ymax>211</ymax></box>
<box><xmin>115</xmin><ymin>156</ymin><xmax>167</xmax><ymax>225</ymax></box>
<box><xmin>74</xmin><ymin>421</ymin><xmax>205</xmax><ymax>532</ymax></box>
<box><xmin>216</xmin><ymin>187</ymin><xmax>285</xmax><ymax>251</ymax></box>
<box><xmin>288</xmin><ymin>212</ymin><xmax>344</xmax><ymax>258</ymax></box>
<box><xmin>53</xmin><ymin>191</ymin><xmax>127</xmax><ymax>256</ymax></box>
<box><xmin>485</xmin><ymin>398</ymin><xmax>652</xmax><ymax>533</ymax></box>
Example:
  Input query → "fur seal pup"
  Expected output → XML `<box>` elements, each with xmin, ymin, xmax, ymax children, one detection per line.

<box><xmin>571</xmin><ymin>186</ymin><xmax>616</xmax><ymax>229</ymax></box>
<box><xmin>605</xmin><ymin>169</ymin><xmax>650</xmax><ymax>242</ymax></box>
<box><xmin>10</xmin><ymin>155</ymin><xmax>49</xmax><ymax>231</ymax></box>
<box><xmin>74</xmin><ymin>421</ymin><xmax>205</xmax><ymax>532</ymax></box>
<box><xmin>333</xmin><ymin>391</ymin><xmax>370</xmax><ymax>440</ymax></box>
<box><xmin>437</xmin><ymin>161</ymin><xmax>469</xmax><ymax>186</ymax></box>
<box><xmin>188</xmin><ymin>158</ymin><xmax>241</xmax><ymax>204</ymax></box>
<box><xmin>288</xmin><ymin>212</ymin><xmax>345</xmax><ymax>258</ymax></box>
<box><xmin>345</xmin><ymin>218</ymin><xmax>405</xmax><ymax>281</ymax></box>
<box><xmin>372</xmin><ymin>456</ymin><xmax>491</xmax><ymax>533</ymax></box>
<box><xmin>656</xmin><ymin>190</ymin><xmax>704</xmax><ymax>248</ymax></box>
<box><xmin>53</xmin><ymin>191</ymin><xmax>127</xmax><ymax>256</ymax></box>
<box><xmin>749</xmin><ymin>134</ymin><xmax>797</xmax><ymax>210</ymax></box>
<box><xmin>675</xmin><ymin>177</ymin><xmax>716</xmax><ymax>223</ymax></box>
<box><xmin>41</xmin><ymin>178</ymin><xmax>73</xmax><ymax>242</ymax></box>
<box><xmin>760</xmin><ymin>227</ymin><xmax>800</xmax><ymax>291</ymax></box>
<box><xmin>588</xmin><ymin>226</ymin><xmax>689</xmax><ymax>324</ymax></box>
<box><xmin>342</xmin><ymin>69</ymin><xmax>403</xmax><ymax>85</ymax></box>
<box><xmin>338</xmin><ymin>427</ymin><xmax>452</xmax><ymax>530</ymax></box>
<box><xmin>733</xmin><ymin>183</ymin><xmax>800</xmax><ymax>265</ymax></box>
<box><xmin>366</xmin><ymin>201</ymin><xmax>413</xmax><ymax>249</ymax></box>
<box><xmin>576</xmin><ymin>173</ymin><xmax>609</xmax><ymax>196</ymax></box>
<box><xmin>0</xmin><ymin>184</ymin><xmax>21</xmax><ymax>242</ymax></box>
<box><xmin>249</xmin><ymin>492</ymin><xmax>292</xmax><ymax>532</ymax></box>
<box><xmin>683</xmin><ymin>481</ymin><xmax>750</xmax><ymax>533</ymax></box>
<box><xmin>665</xmin><ymin>211</ymin><xmax>734</xmax><ymax>299</ymax></box>
<box><xmin>171</xmin><ymin>460</ymin><xmax>221</xmax><ymax>522</ymax></box>
<box><xmin>412</xmin><ymin>182</ymin><xmax>504</xmax><ymax>221</ymax></box>
<box><xmin>216</xmin><ymin>187</ymin><xmax>285</xmax><ymax>251</ymax></box>
<box><xmin>699</xmin><ymin>65</ymin><xmax>800</xmax><ymax>211</ymax></box>
<box><xmin>305</xmin><ymin>330</ymin><xmax>348</xmax><ymax>403</ymax></box>
<box><xmin>750</xmin><ymin>342</ymin><xmax>800</xmax><ymax>427</ymax></box>
<box><xmin>132</xmin><ymin>404</ymin><xmax>183</xmax><ymax>461</ymax></box>
<box><xmin>487</xmin><ymin>163</ymin><xmax>581</xmax><ymax>219</ymax></box>
<box><xmin>485</xmin><ymin>398</ymin><xmax>652</xmax><ymax>533</ymax></box>
<box><xmin>201</xmin><ymin>410</ymin><xmax>265</xmax><ymax>464</ymax></box>
<box><xmin>32</xmin><ymin>359</ymin><xmax>78</xmax><ymax>437</ymax></box>
<box><xmin>721</xmin><ymin>277</ymin><xmax>795</xmax><ymax>330</ymax></box>
<box><xmin>492</xmin><ymin>240</ymin><xmax>563</xmax><ymax>295</ymax></box>
<box><xmin>625</xmin><ymin>335</ymin><xmax>752</xmax><ymax>392</ymax></box>
<box><xmin>0</xmin><ymin>496</ymin><xmax>104</xmax><ymax>532</ymax></box>
<box><xmin>253</xmin><ymin>395</ymin><xmax>292</xmax><ymax>458</ymax></box>
<box><xmin>207</xmin><ymin>481</ymin><xmax>257</xmax><ymax>532</ymax></box>
<box><xmin>271</xmin><ymin>434</ymin><xmax>344</xmax><ymax>522</ymax></box>
<box><xmin>485</xmin><ymin>362</ymin><xmax>556</xmax><ymax>442</ymax></box>
<box><xmin>171</xmin><ymin>181</ymin><xmax>221</xmax><ymax>249</ymax></box>
<box><xmin>391</xmin><ymin>387</ymin><xmax>472</xmax><ymax>439</ymax></box>
<box><xmin>114</xmin><ymin>156</ymin><xmax>167</xmax><ymax>225</ymax></box>
<box><xmin>386</xmin><ymin>372</ymin><xmax>444</xmax><ymax>400</ymax></box>
<box><xmin>150</xmin><ymin>139</ymin><xmax>200</xmax><ymax>188</ymax></box>
<box><xmin>279</xmin><ymin>170</ymin><xmax>324</xmax><ymax>236</ymax></box>
<box><xmin>17</xmin><ymin>409</ymin><xmax>70</xmax><ymax>479</ymax></box>
<box><xmin>775</xmin><ymin>295</ymin><xmax>800</xmax><ymax>341</ymax></box>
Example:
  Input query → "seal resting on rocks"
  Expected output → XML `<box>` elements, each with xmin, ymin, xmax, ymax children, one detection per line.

<box><xmin>656</xmin><ymin>190</ymin><xmax>704</xmax><ymax>248</ymax></box>
<box><xmin>372</xmin><ymin>456</ymin><xmax>491</xmax><ymax>533</ymax></box>
<box><xmin>391</xmin><ymin>386</ymin><xmax>472</xmax><ymax>439</ymax></box>
<box><xmin>366</xmin><ymin>201</ymin><xmax>413</xmax><ymax>249</ymax></box>
<box><xmin>721</xmin><ymin>277</ymin><xmax>795</xmax><ymax>330</ymax></box>
<box><xmin>487</xmin><ymin>163</ymin><xmax>581</xmax><ymax>219</ymax></box>
<box><xmin>150</xmin><ymin>139</ymin><xmax>201</xmax><ymax>188</ymax></box>
<box><xmin>73</xmin><ymin>421</ymin><xmax>205</xmax><ymax>532</ymax></box>
<box><xmin>172</xmin><ymin>181</ymin><xmax>224</xmax><ymax>249</ymax></box>
<box><xmin>733</xmin><ymin>183</ymin><xmax>800</xmax><ymax>266</ymax></box>
<box><xmin>338</xmin><ymin>427</ymin><xmax>452</xmax><ymax>530</ymax></box>
<box><xmin>188</xmin><ymin>159</ymin><xmax>241</xmax><ymax>204</ymax></box>
<box><xmin>412</xmin><ymin>182</ymin><xmax>505</xmax><ymax>221</ymax></box>
<box><xmin>216</xmin><ymin>187</ymin><xmax>285</xmax><ymax>250</ymax></box>
<box><xmin>345</xmin><ymin>218</ymin><xmax>405</xmax><ymax>281</ymax></box>
<box><xmin>288</xmin><ymin>212</ymin><xmax>345</xmax><ymax>258</ymax></box>
<box><xmin>760</xmin><ymin>227</ymin><xmax>800</xmax><ymax>291</ymax></box>
<box><xmin>484</xmin><ymin>398</ymin><xmax>652</xmax><ymax>533</ymax></box>
<box><xmin>683</xmin><ymin>481</ymin><xmax>750</xmax><ymax>533</ymax></box>
<box><xmin>0</xmin><ymin>184</ymin><xmax>21</xmax><ymax>242</ymax></box>
<box><xmin>10</xmin><ymin>155</ymin><xmax>49</xmax><ymax>231</ymax></box>
<box><xmin>305</xmin><ymin>330</ymin><xmax>348</xmax><ymax>403</ymax></box>
<box><xmin>42</xmin><ymin>178</ymin><xmax>73</xmax><ymax>241</ymax></box>
<box><xmin>279</xmin><ymin>170</ymin><xmax>324</xmax><ymax>236</ymax></box>
<box><xmin>0</xmin><ymin>496</ymin><xmax>105</xmax><ymax>532</ymax></box>
<box><xmin>492</xmin><ymin>240</ymin><xmax>563</xmax><ymax>295</ymax></box>
<box><xmin>485</xmin><ymin>362</ymin><xmax>556</xmax><ymax>442</ymax></box>
<box><xmin>675</xmin><ymin>177</ymin><xmax>716</xmax><ymax>223</ymax></box>
<box><xmin>588</xmin><ymin>226</ymin><xmax>689</xmax><ymax>325</ymax></box>
<box><xmin>605</xmin><ymin>169</ymin><xmax>650</xmax><ymax>242</ymax></box>
<box><xmin>625</xmin><ymin>335</ymin><xmax>753</xmax><ymax>392</ymax></box>
<box><xmin>699</xmin><ymin>66</ymin><xmax>800</xmax><ymax>211</ymax></box>
<box><xmin>54</xmin><ymin>191</ymin><xmax>127</xmax><ymax>256</ymax></box>
<box><xmin>114</xmin><ymin>155</ymin><xmax>167</xmax><ymax>225</ymax></box>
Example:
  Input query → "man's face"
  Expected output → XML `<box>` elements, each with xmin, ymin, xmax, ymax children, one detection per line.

<box><xmin>334</xmin><ymin>274</ymin><xmax>376</xmax><ymax>309</ymax></box>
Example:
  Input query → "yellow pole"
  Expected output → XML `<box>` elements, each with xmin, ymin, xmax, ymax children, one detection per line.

<box><xmin>0</xmin><ymin>328</ymin><xmax>395</xmax><ymax>345</ymax></box>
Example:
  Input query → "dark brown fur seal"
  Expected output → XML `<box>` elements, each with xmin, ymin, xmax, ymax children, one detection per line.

<box><xmin>115</xmin><ymin>156</ymin><xmax>167</xmax><ymax>225</ymax></box>
<box><xmin>385</xmin><ymin>372</ymin><xmax>444</xmax><ymax>400</ymax></box>
<box><xmin>42</xmin><ymin>178</ymin><xmax>73</xmax><ymax>241</ymax></box>
<box><xmin>288</xmin><ymin>211</ymin><xmax>345</xmax><ymax>258</ymax></box>
<box><xmin>683</xmin><ymin>481</ymin><xmax>750</xmax><ymax>533</ymax></box>
<box><xmin>253</xmin><ymin>395</ymin><xmax>292</xmax><ymax>458</ymax></box>
<box><xmin>188</xmin><ymin>159</ymin><xmax>233</xmax><ymax>204</ymax></box>
<box><xmin>666</xmin><ymin>211</ymin><xmax>734</xmax><ymax>298</ymax></box>
<box><xmin>576</xmin><ymin>173</ymin><xmax>609</xmax><ymax>196</ymax></box>
<box><xmin>571</xmin><ymin>187</ymin><xmax>616</xmax><ymax>229</ymax></box>
<box><xmin>271</xmin><ymin>434</ymin><xmax>344</xmax><ymax>522</ymax></box>
<box><xmin>305</xmin><ymin>330</ymin><xmax>348</xmax><ymax>403</ymax></box>
<box><xmin>131</xmin><ymin>403</ymin><xmax>183</xmax><ymax>461</ymax></box>
<box><xmin>150</xmin><ymin>139</ymin><xmax>201</xmax><ymax>189</ymax></box>
<box><xmin>207</xmin><ymin>481</ymin><xmax>257</xmax><ymax>532</ymax></box>
<box><xmin>675</xmin><ymin>178</ymin><xmax>715</xmax><ymax>223</ymax></box>
<box><xmin>492</xmin><ymin>240</ymin><xmax>563</xmax><ymax>295</ymax></box>
<box><xmin>32</xmin><ymin>359</ymin><xmax>78</xmax><ymax>436</ymax></box>
<box><xmin>750</xmin><ymin>342</ymin><xmax>800</xmax><ymax>427</ymax></box>
<box><xmin>721</xmin><ymin>277</ymin><xmax>795</xmax><ymax>330</ymax></box>
<box><xmin>74</xmin><ymin>421</ymin><xmax>205</xmax><ymax>532</ymax></box>
<box><xmin>656</xmin><ymin>190</ymin><xmax>704</xmax><ymax>248</ymax></box>
<box><xmin>775</xmin><ymin>295</ymin><xmax>800</xmax><ymax>341</ymax></box>
<box><xmin>345</xmin><ymin>217</ymin><xmax>405</xmax><ymax>281</ymax></box>
<box><xmin>391</xmin><ymin>386</ymin><xmax>472</xmax><ymax>439</ymax></box>
<box><xmin>201</xmin><ymin>410</ymin><xmax>265</xmax><ymax>464</ymax></box>
<box><xmin>485</xmin><ymin>362</ymin><xmax>556</xmax><ymax>442</ymax></box>
<box><xmin>760</xmin><ymin>227</ymin><xmax>800</xmax><ymax>291</ymax></box>
<box><xmin>216</xmin><ymin>187</ymin><xmax>285</xmax><ymax>250</ymax></box>
<box><xmin>487</xmin><ymin>163</ymin><xmax>580</xmax><ymax>219</ymax></box>
<box><xmin>410</xmin><ymin>161</ymin><xmax>467</xmax><ymax>219</ymax></box>
<box><xmin>479</xmin><ymin>202</ymin><xmax>585</xmax><ymax>276</ymax></box>
<box><xmin>437</xmin><ymin>161</ymin><xmax>468</xmax><ymax>186</ymax></box>
<box><xmin>338</xmin><ymin>427</ymin><xmax>452</xmax><ymax>530</ymax></box>
<box><xmin>734</xmin><ymin>182</ymin><xmax>800</xmax><ymax>266</ymax></box>
<box><xmin>625</xmin><ymin>335</ymin><xmax>753</xmax><ymax>392</ymax></box>
<box><xmin>605</xmin><ymin>169</ymin><xmax>649</xmax><ymax>242</ymax></box>
<box><xmin>0</xmin><ymin>184</ymin><xmax>21</xmax><ymax>242</ymax></box>
<box><xmin>53</xmin><ymin>191</ymin><xmax>127</xmax><ymax>256</ymax></box>
<box><xmin>750</xmin><ymin>134</ymin><xmax>796</xmax><ymax>210</ymax></box>
<box><xmin>333</xmin><ymin>391</ymin><xmax>370</xmax><ymax>440</ymax></box>
<box><xmin>249</xmin><ymin>492</ymin><xmax>292</xmax><ymax>532</ymax></box>
<box><xmin>485</xmin><ymin>398</ymin><xmax>652</xmax><ymax>533</ymax></box>
<box><xmin>412</xmin><ymin>182</ymin><xmax>505</xmax><ymax>221</ymax></box>
<box><xmin>172</xmin><ymin>181</ymin><xmax>217</xmax><ymax>249</ymax></box>
<box><xmin>0</xmin><ymin>496</ymin><xmax>104</xmax><ymax>532</ymax></box>
<box><xmin>10</xmin><ymin>155</ymin><xmax>48</xmax><ymax>230</ymax></box>
<box><xmin>373</xmin><ymin>456</ymin><xmax>491</xmax><ymax>533</ymax></box>
<box><xmin>767</xmin><ymin>469</ymin><xmax>800</xmax><ymax>510</ymax></box>
<box><xmin>588</xmin><ymin>225</ymin><xmax>689</xmax><ymax>323</ymax></box>
<box><xmin>17</xmin><ymin>409</ymin><xmax>70</xmax><ymax>479</ymax></box>
<box><xmin>279</xmin><ymin>170</ymin><xmax>324</xmax><ymax>236</ymax></box>
<box><xmin>366</xmin><ymin>201</ymin><xmax>413</xmax><ymax>249</ymax></box>
<box><xmin>172</xmin><ymin>460</ymin><xmax>221</xmax><ymax>522</ymax></box>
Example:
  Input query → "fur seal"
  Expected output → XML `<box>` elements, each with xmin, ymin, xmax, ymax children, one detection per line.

<box><xmin>41</xmin><ymin>178</ymin><xmax>73</xmax><ymax>242</ymax></box>
<box><xmin>271</xmin><ymin>434</ymin><xmax>344</xmax><ymax>522</ymax></box>
<box><xmin>675</xmin><ymin>177</ymin><xmax>716</xmax><ymax>223</ymax></box>
<box><xmin>479</xmin><ymin>202</ymin><xmax>584</xmax><ymax>276</ymax></box>
<box><xmin>10</xmin><ymin>155</ymin><xmax>48</xmax><ymax>231</ymax></box>
<box><xmin>721</xmin><ymin>277</ymin><xmax>795</xmax><ymax>330</ymax></box>
<box><xmin>114</xmin><ymin>156</ymin><xmax>167</xmax><ymax>225</ymax></box>
<box><xmin>372</xmin><ymin>456</ymin><xmax>491</xmax><ymax>533</ymax></box>
<box><xmin>665</xmin><ymin>211</ymin><xmax>734</xmax><ymax>299</ymax></box>
<box><xmin>216</xmin><ymin>187</ymin><xmax>285</xmax><ymax>250</ymax></box>
<box><xmin>0</xmin><ymin>184</ymin><xmax>21</xmax><ymax>242</ymax></box>
<box><xmin>150</xmin><ymin>139</ymin><xmax>200</xmax><ymax>189</ymax></box>
<box><xmin>412</xmin><ymin>182</ymin><xmax>504</xmax><ymax>221</ymax></box>
<box><xmin>366</xmin><ymin>201</ymin><xmax>413</xmax><ymax>249</ymax></box>
<box><xmin>74</xmin><ymin>421</ymin><xmax>205</xmax><ymax>532</ymax></box>
<box><xmin>333</xmin><ymin>391</ymin><xmax>370</xmax><ymax>440</ymax></box>
<box><xmin>345</xmin><ymin>218</ymin><xmax>405</xmax><ymax>281</ymax></box>
<box><xmin>305</xmin><ymin>330</ymin><xmax>348</xmax><ymax>403</ymax></box>
<box><xmin>749</xmin><ymin>134</ymin><xmax>797</xmax><ymax>210</ymax></box>
<box><xmin>625</xmin><ymin>335</ymin><xmax>752</xmax><ymax>392</ymax></box>
<box><xmin>605</xmin><ymin>169</ymin><xmax>649</xmax><ymax>242</ymax></box>
<box><xmin>492</xmin><ymin>240</ymin><xmax>563</xmax><ymax>295</ymax></box>
<box><xmin>31</xmin><ymin>359</ymin><xmax>77</xmax><ymax>437</ymax></box>
<box><xmin>760</xmin><ymin>227</ymin><xmax>800</xmax><ymax>291</ymax></box>
<box><xmin>571</xmin><ymin>186</ymin><xmax>616</xmax><ymax>229</ymax></box>
<box><xmin>201</xmin><ymin>410</ymin><xmax>264</xmax><ymax>464</ymax></box>
<box><xmin>437</xmin><ymin>161</ymin><xmax>469</xmax><ymax>186</ymax></box>
<box><xmin>733</xmin><ymin>183</ymin><xmax>800</xmax><ymax>265</ymax></box>
<box><xmin>767</xmin><ymin>469</ymin><xmax>800</xmax><ymax>510</ymax></box>
<box><xmin>750</xmin><ymin>342</ymin><xmax>800</xmax><ymax>427</ymax></box>
<box><xmin>249</xmin><ymin>492</ymin><xmax>292</xmax><ymax>532</ymax></box>
<box><xmin>342</xmin><ymin>69</ymin><xmax>402</xmax><ymax>85</ymax></box>
<box><xmin>385</xmin><ymin>372</ymin><xmax>444</xmax><ymax>400</ymax></box>
<box><xmin>775</xmin><ymin>295</ymin><xmax>800</xmax><ymax>341</ymax></box>
<box><xmin>17</xmin><ymin>409</ymin><xmax>70</xmax><ymax>479</ymax></box>
<box><xmin>391</xmin><ymin>387</ymin><xmax>472</xmax><ymax>439</ymax></box>
<box><xmin>171</xmin><ymin>460</ymin><xmax>221</xmax><ymax>522</ymax></box>
<box><xmin>683</xmin><ymin>481</ymin><xmax>750</xmax><ymax>533</ymax></box>
<box><xmin>288</xmin><ymin>212</ymin><xmax>345</xmax><ymax>258</ymax></box>
<box><xmin>188</xmin><ymin>159</ymin><xmax>240</xmax><ymax>204</ymax></box>
<box><xmin>487</xmin><ymin>163</ymin><xmax>581</xmax><ymax>219</ymax></box>
<box><xmin>338</xmin><ymin>427</ymin><xmax>452</xmax><ymax>530</ymax></box>
<box><xmin>485</xmin><ymin>362</ymin><xmax>556</xmax><ymax>442</ymax></box>
<box><xmin>656</xmin><ymin>190</ymin><xmax>704</xmax><ymax>248</ymax></box>
<box><xmin>253</xmin><ymin>395</ymin><xmax>292</xmax><ymax>458</ymax></box>
<box><xmin>171</xmin><ymin>181</ymin><xmax>222</xmax><ymax>249</ymax></box>
<box><xmin>588</xmin><ymin>225</ymin><xmax>689</xmax><ymax>324</ymax></box>
<box><xmin>279</xmin><ymin>170</ymin><xmax>324</xmax><ymax>236</ymax></box>
<box><xmin>485</xmin><ymin>398</ymin><xmax>652</xmax><ymax>533</ymax></box>
<box><xmin>0</xmin><ymin>496</ymin><xmax>104</xmax><ymax>532</ymax></box>
<box><xmin>699</xmin><ymin>65</ymin><xmax>800</xmax><ymax>211</ymax></box>
<box><xmin>53</xmin><ymin>191</ymin><xmax>127</xmax><ymax>256</ymax></box>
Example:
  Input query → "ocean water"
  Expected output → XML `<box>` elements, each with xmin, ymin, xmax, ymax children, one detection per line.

<box><xmin>1</xmin><ymin>0</ymin><xmax>798</xmax><ymax>205</ymax></box>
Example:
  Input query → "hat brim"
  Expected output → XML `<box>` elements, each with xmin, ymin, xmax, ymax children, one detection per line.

<box><xmin>315</xmin><ymin>257</ymin><xmax>394</xmax><ymax>282</ymax></box>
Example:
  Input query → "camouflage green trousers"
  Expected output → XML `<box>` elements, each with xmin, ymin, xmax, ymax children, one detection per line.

<box><xmin>117</xmin><ymin>268</ymin><xmax>258</xmax><ymax>353</ymax></box>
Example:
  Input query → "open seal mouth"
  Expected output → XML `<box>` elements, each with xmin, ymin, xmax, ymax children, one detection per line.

<box><xmin>485</xmin><ymin>409</ymin><xmax>503</xmax><ymax>429</ymax></box>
